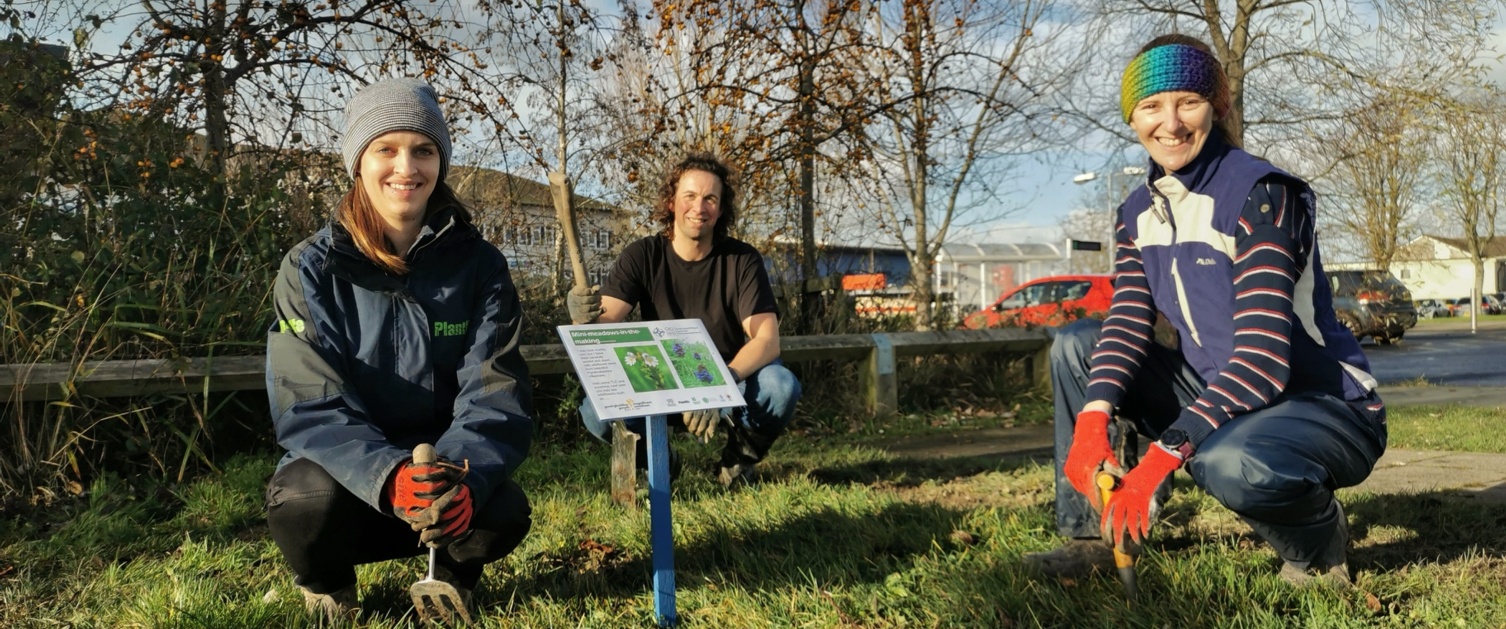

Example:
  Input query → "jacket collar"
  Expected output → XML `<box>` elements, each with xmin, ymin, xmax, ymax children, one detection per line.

<box><xmin>1145</xmin><ymin>132</ymin><xmax>1231</xmax><ymax>195</ymax></box>
<box><xmin>323</xmin><ymin>203</ymin><xmax>476</xmax><ymax>292</ymax></box>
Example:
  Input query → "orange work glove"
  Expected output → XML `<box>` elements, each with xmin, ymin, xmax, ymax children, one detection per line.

<box><xmin>1102</xmin><ymin>442</ymin><xmax>1182</xmax><ymax>547</ymax></box>
<box><xmin>1062</xmin><ymin>409</ymin><xmax>1120</xmax><ymax>510</ymax></box>
<box><xmin>384</xmin><ymin>455</ymin><xmax>467</xmax><ymax>532</ymax></box>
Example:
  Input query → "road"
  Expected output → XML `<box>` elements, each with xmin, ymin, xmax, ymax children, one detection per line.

<box><xmin>1364</xmin><ymin>320</ymin><xmax>1506</xmax><ymax>387</ymax></box>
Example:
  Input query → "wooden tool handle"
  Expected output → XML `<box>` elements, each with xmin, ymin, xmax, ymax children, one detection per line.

<box><xmin>549</xmin><ymin>171</ymin><xmax>590</xmax><ymax>293</ymax></box>
<box><xmin>413</xmin><ymin>443</ymin><xmax>437</xmax><ymax>466</ymax></box>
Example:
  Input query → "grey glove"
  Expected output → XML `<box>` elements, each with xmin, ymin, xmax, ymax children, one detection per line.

<box><xmin>684</xmin><ymin>408</ymin><xmax>720</xmax><ymax>443</ymax></box>
<box><xmin>567</xmin><ymin>284</ymin><xmax>603</xmax><ymax>324</ymax></box>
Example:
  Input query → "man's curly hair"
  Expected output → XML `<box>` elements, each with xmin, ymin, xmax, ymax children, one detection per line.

<box><xmin>650</xmin><ymin>152</ymin><xmax>738</xmax><ymax>241</ymax></box>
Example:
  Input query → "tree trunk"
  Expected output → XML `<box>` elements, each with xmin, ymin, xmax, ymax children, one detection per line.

<box><xmin>797</xmin><ymin>17</ymin><xmax>820</xmax><ymax>333</ymax></box>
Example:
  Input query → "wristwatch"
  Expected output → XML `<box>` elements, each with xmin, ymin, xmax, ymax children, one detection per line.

<box><xmin>1159</xmin><ymin>428</ymin><xmax>1194</xmax><ymax>459</ymax></box>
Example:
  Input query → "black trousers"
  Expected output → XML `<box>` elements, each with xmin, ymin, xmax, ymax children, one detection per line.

<box><xmin>266</xmin><ymin>457</ymin><xmax>532</xmax><ymax>594</ymax></box>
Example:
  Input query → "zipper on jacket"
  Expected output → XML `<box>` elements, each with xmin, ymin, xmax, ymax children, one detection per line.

<box><xmin>1170</xmin><ymin>257</ymin><xmax>1202</xmax><ymax>347</ymax></box>
<box><xmin>1149</xmin><ymin>186</ymin><xmax>1169</xmax><ymax>224</ymax></box>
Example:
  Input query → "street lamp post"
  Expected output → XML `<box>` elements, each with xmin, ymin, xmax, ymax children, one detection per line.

<box><xmin>1074</xmin><ymin>166</ymin><xmax>1147</xmax><ymax>273</ymax></box>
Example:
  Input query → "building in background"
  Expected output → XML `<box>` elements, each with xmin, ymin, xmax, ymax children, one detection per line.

<box><xmin>449</xmin><ymin>167</ymin><xmax>623</xmax><ymax>293</ymax></box>
<box><xmin>1330</xmin><ymin>235</ymin><xmax>1506</xmax><ymax>301</ymax></box>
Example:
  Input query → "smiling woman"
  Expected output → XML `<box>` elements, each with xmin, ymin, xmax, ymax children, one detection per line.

<box><xmin>263</xmin><ymin>78</ymin><xmax>536</xmax><ymax>623</ymax></box>
<box><xmin>1027</xmin><ymin>34</ymin><xmax>1390</xmax><ymax>591</ymax></box>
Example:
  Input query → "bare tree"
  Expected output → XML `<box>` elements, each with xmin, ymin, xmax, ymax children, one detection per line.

<box><xmin>1436</xmin><ymin>90</ymin><xmax>1506</xmax><ymax>315</ymax></box>
<box><xmin>1318</xmin><ymin>94</ymin><xmax>1430</xmax><ymax>269</ymax></box>
<box><xmin>853</xmin><ymin>0</ymin><xmax>1065</xmax><ymax>330</ymax></box>
<box><xmin>602</xmin><ymin>0</ymin><xmax>879</xmax><ymax>330</ymax></box>
<box><xmin>66</xmin><ymin>1</ymin><xmax>525</xmax><ymax>181</ymax></box>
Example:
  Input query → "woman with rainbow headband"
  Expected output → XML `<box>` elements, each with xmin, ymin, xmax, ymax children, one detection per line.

<box><xmin>1025</xmin><ymin>35</ymin><xmax>1386</xmax><ymax>587</ymax></box>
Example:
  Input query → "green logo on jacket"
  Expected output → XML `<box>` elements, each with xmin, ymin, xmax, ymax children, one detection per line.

<box><xmin>277</xmin><ymin>318</ymin><xmax>306</xmax><ymax>334</ymax></box>
<box><xmin>434</xmin><ymin>320</ymin><xmax>469</xmax><ymax>337</ymax></box>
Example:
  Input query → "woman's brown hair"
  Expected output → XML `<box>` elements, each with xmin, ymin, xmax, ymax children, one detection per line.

<box><xmin>336</xmin><ymin>180</ymin><xmax>472</xmax><ymax>275</ymax></box>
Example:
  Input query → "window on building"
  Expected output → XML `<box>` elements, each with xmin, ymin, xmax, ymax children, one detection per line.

<box><xmin>1400</xmin><ymin>269</ymin><xmax>1411</xmax><ymax>280</ymax></box>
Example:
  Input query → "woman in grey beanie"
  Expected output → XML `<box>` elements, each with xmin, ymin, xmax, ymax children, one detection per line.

<box><xmin>263</xmin><ymin>78</ymin><xmax>535</xmax><ymax>624</ymax></box>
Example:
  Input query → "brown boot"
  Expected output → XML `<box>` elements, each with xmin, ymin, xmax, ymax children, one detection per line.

<box><xmin>1023</xmin><ymin>539</ymin><xmax>1116</xmax><ymax>579</ymax></box>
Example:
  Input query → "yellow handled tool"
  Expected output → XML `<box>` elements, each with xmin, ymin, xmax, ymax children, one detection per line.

<box><xmin>1096</xmin><ymin>470</ymin><xmax>1139</xmax><ymax>599</ymax></box>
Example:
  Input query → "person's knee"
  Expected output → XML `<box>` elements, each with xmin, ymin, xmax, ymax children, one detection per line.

<box><xmin>742</xmin><ymin>365</ymin><xmax>800</xmax><ymax>436</ymax></box>
<box><xmin>474</xmin><ymin>480</ymin><xmax>532</xmax><ymax>531</ymax></box>
<box><xmin>266</xmin><ymin>458</ymin><xmax>348</xmax><ymax>539</ymax></box>
<box><xmin>577</xmin><ymin>395</ymin><xmax>613</xmax><ymax>443</ymax></box>
<box><xmin>266</xmin><ymin>458</ymin><xmax>343</xmax><ymax>513</ymax></box>
<box><xmin>464</xmin><ymin>480</ymin><xmax>533</xmax><ymax>563</ymax></box>
<box><xmin>755</xmin><ymin>363</ymin><xmax>802</xmax><ymax>410</ymax></box>
<box><xmin>1050</xmin><ymin>319</ymin><xmax>1102</xmax><ymax>366</ymax></box>
<box><xmin>1191</xmin><ymin>445</ymin><xmax>1306</xmax><ymax>514</ymax></box>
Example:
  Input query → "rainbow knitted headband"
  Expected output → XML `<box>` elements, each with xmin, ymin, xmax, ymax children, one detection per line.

<box><xmin>1120</xmin><ymin>44</ymin><xmax>1223</xmax><ymax>122</ymax></box>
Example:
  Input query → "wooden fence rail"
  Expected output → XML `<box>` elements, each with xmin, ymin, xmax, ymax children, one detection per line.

<box><xmin>0</xmin><ymin>328</ymin><xmax>1053</xmax><ymax>417</ymax></box>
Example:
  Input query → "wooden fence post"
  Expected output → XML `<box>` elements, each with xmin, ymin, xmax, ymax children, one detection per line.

<box><xmin>610</xmin><ymin>421</ymin><xmax>640</xmax><ymax>508</ymax></box>
<box><xmin>1029</xmin><ymin>341</ymin><xmax>1052</xmax><ymax>395</ymax></box>
<box><xmin>863</xmin><ymin>333</ymin><xmax>897</xmax><ymax>418</ymax></box>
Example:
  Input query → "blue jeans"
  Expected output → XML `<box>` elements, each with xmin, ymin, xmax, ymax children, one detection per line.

<box><xmin>1051</xmin><ymin>319</ymin><xmax>1387</xmax><ymax>568</ymax></box>
<box><xmin>580</xmin><ymin>360</ymin><xmax>802</xmax><ymax>465</ymax></box>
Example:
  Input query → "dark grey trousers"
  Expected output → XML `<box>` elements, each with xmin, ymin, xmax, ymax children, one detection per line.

<box><xmin>1050</xmin><ymin>319</ymin><xmax>1387</xmax><ymax>568</ymax></box>
<box><xmin>266</xmin><ymin>458</ymin><xmax>532</xmax><ymax>594</ymax></box>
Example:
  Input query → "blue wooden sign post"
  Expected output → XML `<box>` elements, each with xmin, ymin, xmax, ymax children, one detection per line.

<box><xmin>645</xmin><ymin>414</ymin><xmax>677</xmax><ymax>627</ymax></box>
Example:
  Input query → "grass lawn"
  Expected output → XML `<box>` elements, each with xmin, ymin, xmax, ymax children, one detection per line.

<box><xmin>5</xmin><ymin>400</ymin><xmax>1506</xmax><ymax>628</ymax></box>
<box><xmin>1387</xmin><ymin>405</ymin><xmax>1506</xmax><ymax>453</ymax></box>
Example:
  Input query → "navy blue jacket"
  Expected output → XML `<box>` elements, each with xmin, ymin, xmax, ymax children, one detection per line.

<box><xmin>266</xmin><ymin>204</ymin><xmax>533</xmax><ymax>510</ymax></box>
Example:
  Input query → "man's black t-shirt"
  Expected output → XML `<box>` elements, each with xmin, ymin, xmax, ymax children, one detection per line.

<box><xmin>602</xmin><ymin>236</ymin><xmax>779</xmax><ymax>362</ymax></box>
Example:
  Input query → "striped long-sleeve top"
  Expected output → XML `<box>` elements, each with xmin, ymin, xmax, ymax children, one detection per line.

<box><xmin>1084</xmin><ymin>142</ymin><xmax>1378</xmax><ymax>451</ymax></box>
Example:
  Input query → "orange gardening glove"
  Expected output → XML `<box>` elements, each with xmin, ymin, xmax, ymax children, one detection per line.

<box><xmin>1063</xmin><ymin>409</ymin><xmax>1120</xmax><ymax>510</ymax></box>
<box><xmin>1102</xmin><ymin>442</ymin><xmax>1182</xmax><ymax>547</ymax></box>
<box><xmin>384</xmin><ymin>456</ymin><xmax>467</xmax><ymax>531</ymax></box>
<box><xmin>419</xmin><ymin>482</ymin><xmax>474</xmax><ymax>547</ymax></box>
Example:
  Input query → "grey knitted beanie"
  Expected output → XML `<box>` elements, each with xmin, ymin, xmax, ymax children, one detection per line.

<box><xmin>340</xmin><ymin>78</ymin><xmax>451</xmax><ymax>182</ymax></box>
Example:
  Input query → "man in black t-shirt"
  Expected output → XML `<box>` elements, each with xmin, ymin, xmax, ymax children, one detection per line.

<box><xmin>567</xmin><ymin>153</ymin><xmax>802</xmax><ymax>487</ymax></box>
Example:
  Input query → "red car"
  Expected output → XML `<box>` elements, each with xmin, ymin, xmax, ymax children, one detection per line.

<box><xmin>962</xmin><ymin>274</ymin><xmax>1115</xmax><ymax>329</ymax></box>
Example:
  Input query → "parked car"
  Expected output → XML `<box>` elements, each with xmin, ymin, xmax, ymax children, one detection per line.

<box><xmin>962</xmin><ymin>274</ymin><xmax>1114</xmax><ymax>329</ymax></box>
<box><xmin>1450</xmin><ymin>294</ymin><xmax>1503</xmax><ymax>316</ymax></box>
<box><xmin>1328</xmin><ymin>270</ymin><xmax>1417</xmax><ymax>345</ymax></box>
<box><xmin>1415</xmin><ymin>299</ymin><xmax>1453</xmax><ymax>319</ymax></box>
